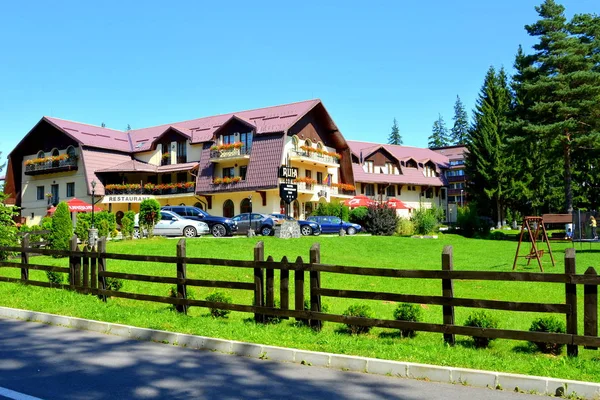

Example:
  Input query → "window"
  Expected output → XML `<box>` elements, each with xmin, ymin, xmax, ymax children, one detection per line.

<box><xmin>426</xmin><ymin>188</ymin><xmax>433</xmax><ymax>199</ymax></box>
<box><xmin>177</xmin><ymin>172</ymin><xmax>187</xmax><ymax>183</ymax></box>
<box><xmin>305</xmin><ymin>139</ymin><xmax>313</xmax><ymax>148</ymax></box>
<box><xmin>239</xmin><ymin>131</ymin><xmax>252</xmax><ymax>153</ymax></box>
<box><xmin>51</xmin><ymin>148</ymin><xmax>59</xmax><ymax>167</ymax></box>
<box><xmin>365</xmin><ymin>161</ymin><xmax>374</xmax><ymax>173</ymax></box>
<box><xmin>405</xmin><ymin>159</ymin><xmax>417</xmax><ymax>168</ymax></box>
<box><xmin>66</xmin><ymin>182</ymin><xmax>75</xmax><ymax>197</ymax></box>
<box><xmin>36</xmin><ymin>186</ymin><xmax>44</xmax><ymax>200</ymax></box>
<box><xmin>161</xmin><ymin>174</ymin><xmax>172</xmax><ymax>184</ymax></box>
<box><xmin>316</xmin><ymin>172</ymin><xmax>323</xmax><ymax>184</ymax></box>
<box><xmin>386</xmin><ymin>162</ymin><xmax>394</xmax><ymax>174</ymax></box>
<box><xmin>161</xmin><ymin>213</ymin><xmax>173</xmax><ymax>221</ymax></box>
<box><xmin>193</xmin><ymin>202</ymin><xmax>205</xmax><ymax>210</ymax></box>
<box><xmin>223</xmin><ymin>199</ymin><xmax>234</xmax><ymax>218</ymax></box>
<box><xmin>51</xmin><ymin>184</ymin><xmax>59</xmax><ymax>206</ymax></box>
<box><xmin>441</xmin><ymin>188</ymin><xmax>446</xmax><ymax>200</ymax></box>
<box><xmin>316</xmin><ymin>142</ymin><xmax>324</xmax><ymax>151</ymax></box>
<box><xmin>386</xmin><ymin>185</ymin><xmax>395</xmax><ymax>197</ymax></box>
<box><xmin>240</xmin><ymin>165</ymin><xmax>247</xmax><ymax>180</ymax></box>
<box><xmin>177</xmin><ymin>141</ymin><xmax>187</xmax><ymax>163</ymax></box>
<box><xmin>66</xmin><ymin>145</ymin><xmax>77</xmax><ymax>160</ymax></box>
<box><xmin>365</xmin><ymin>184</ymin><xmax>375</xmax><ymax>196</ymax></box>
<box><xmin>291</xmin><ymin>135</ymin><xmax>299</xmax><ymax>151</ymax></box>
<box><xmin>37</xmin><ymin>151</ymin><xmax>45</xmax><ymax>159</ymax></box>
<box><xmin>222</xmin><ymin>167</ymin><xmax>234</xmax><ymax>178</ymax></box>
<box><xmin>221</xmin><ymin>133</ymin><xmax>235</xmax><ymax>145</ymax></box>
<box><xmin>449</xmin><ymin>160</ymin><xmax>464</xmax><ymax>166</ymax></box>
<box><xmin>305</xmin><ymin>170</ymin><xmax>312</xmax><ymax>179</ymax></box>
<box><xmin>161</xmin><ymin>142</ymin><xmax>170</xmax><ymax>165</ymax></box>
<box><xmin>240</xmin><ymin>198</ymin><xmax>251</xmax><ymax>214</ymax></box>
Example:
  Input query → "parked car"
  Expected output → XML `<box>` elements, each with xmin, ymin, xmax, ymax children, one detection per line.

<box><xmin>161</xmin><ymin>206</ymin><xmax>238</xmax><ymax>237</ymax></box>
<box><xmin>306</xmin><ymin>216</ymin><xmax>362</xmax><ymax>235</ymax></box>
<box><xmin>134</xmin><ymin>210</ymin><xmax>210</xmax><ymax>238</ymax></box>
<box><xmin>231</xmin><ymin>213</ymin><xmax>275</xmax><ymax>236</ymax></box>
<box><xmin>269</xmin><ymin>213</ymin><xmax>321</xmax><ymax>236</ymax></box>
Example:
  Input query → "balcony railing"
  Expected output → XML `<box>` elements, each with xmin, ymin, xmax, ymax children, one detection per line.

<box><xmin>24</xmin><ymin>157</ymin><xmax>78</xmax><ymax>175</ymax></box>
<box><xmin>289</xmin><ymin>150</ymin><xmax>340</xmax><ymax>166</ymax></box>
<box><xmin>209</xmin><ymin>147</ymin><xmax>251</xmax><ymax>161</ymax></box>
<box><xmin>104</xmin><ymin>183</ymin><xmax>196</xmax><ymax>196</ymax></box>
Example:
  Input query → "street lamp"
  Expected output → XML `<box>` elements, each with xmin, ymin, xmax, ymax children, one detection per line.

<box><xmin>460</xmin><ymin>189</ymin><xmax>464</xmax><ymax>208</ymax></box>
<box><xmin>247</xmin><ymin>195</ymin><xmax>254</xmax><ymax>237</ymax></box>
<box><xmin>89</xmin><ymin>180</ymin><xmax>98</xmax><ymax>247</ymax></box>
<box><xmin>91</xmin><ymin>180</ymin><xmax>96</xmax><ymax>229</ymax></box>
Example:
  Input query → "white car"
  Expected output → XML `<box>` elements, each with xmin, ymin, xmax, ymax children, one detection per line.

<box><xmin>134</xmin><ymin>210</ymin><xmax>210</xmax><ymax>238</ymax></box>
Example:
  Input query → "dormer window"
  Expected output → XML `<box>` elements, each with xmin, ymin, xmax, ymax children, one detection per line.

<box><xmin>239</xmin><ymin>131</ymin><xmax>252</xmax><ymax>153</ymax></box>
<box><xmin>405</xmin><ymin>159</ymin><xmax>417</xmax><ymax>168</ymax></box>
<box><xmin>365</xmin><ymin>161</ymin><xmax>374</xmax><ymax>173</ymax></box>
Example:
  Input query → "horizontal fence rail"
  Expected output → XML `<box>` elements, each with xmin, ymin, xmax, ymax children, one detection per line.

<box><xmin>0</xmin><ymin>237</ymin><xmax>598</xmax><ymax>357</ymax></box>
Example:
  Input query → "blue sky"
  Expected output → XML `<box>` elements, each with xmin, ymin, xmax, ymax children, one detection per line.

<box><xmin>1</xmin><ymin>0</ymin><xmax>598</xmax><ymax>160</ymax></box>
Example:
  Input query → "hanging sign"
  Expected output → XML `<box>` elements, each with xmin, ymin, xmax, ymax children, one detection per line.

<box><xmin>278</xmin><ymin>166</ymin><xmax>298</xmax><ymax>179</ymax></box>
<box><xmin>279</xmin><ymin>184</ymin><xmax>298</xmax><ymax>204</ymax></box>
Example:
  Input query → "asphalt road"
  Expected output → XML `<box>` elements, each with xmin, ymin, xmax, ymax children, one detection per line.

<box><xmin>0</xmin><ymin>317</ymin><xmax>542</xmax><ymax>400</ymax></box>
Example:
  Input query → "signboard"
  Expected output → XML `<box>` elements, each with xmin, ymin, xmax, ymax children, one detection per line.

<box><xmin>279</xmin><ymin>184</ymin><xmax>298</xmax><ymax>204</ymax></box>
<box><xmin>102</xmin><ymin>195</ymin><xmax>154</xmax><ymax>204</ymax></box>
<box><xmin>317</xmin><ymin>189</ymin><xmax>328</xmax><ymax>199</ymax></box>
<box><xmin>278</xmin><ymin>166</ymin><xmax>298</xmax><ymax>180</ymax></box>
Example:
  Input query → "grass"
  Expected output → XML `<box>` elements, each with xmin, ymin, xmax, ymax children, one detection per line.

<box><xmin>1</xmin><ymin>234</ymin><xmax>600</xmax><ymax>382</ymax></box>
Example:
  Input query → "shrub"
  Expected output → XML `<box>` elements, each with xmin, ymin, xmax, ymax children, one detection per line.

<box><xmin>105</xmin><ymin>277</ymin><xmax>123</xmax><ymax>292</ymax></box>
<box><xmin>342</xmin><ymin>304</ymin><xmax>373</xmax><ymax>335</ymax></box>
<box><xmin>303</xmin><ymin>298</ymin><xmax>330</xmax><ymax>313</ymax></box>
<box><xmin>98</xmin><ymin>219</ymin><xmax>110</xmax><ymax>239</ymax></box>
<box><xmin>489</xmin><ymin>231</ymin><xmax>506</xmax><ymax>241</ymax></box>
<box><xmin>464</xmin><ymin>311</ymin><xmax>499</xmax><ymax>348</ymax></box>
<box><xmin>529</xmin><ymin>317</ymin><xmax>566</xmax><ymax>355</ymax></box>
<box><xmin>50</xmin><ymin>202</ymin><xmax>73</xmax><ymax>257</ymax></box>
<box><xmin>121</xmin><ymin>211</ymin><xmax>135</xmax><ymax>239</ymax></box>
<box><xmin>349</xmin><ymin>206</ymin><xmax>369</xmax><ymax>227</ymax></box>
<box><xmin>396</xmin><ymin>217</ymin><xmax>415</xmax><ymax>236</ymax></box>
<box><xmin>139</xmin><ymin>199</ymin><xmax>161</xmax><ymax>237</ymax></box>
<box><xmin>205</xmin><ymin>291</ymin><xmax>232</xmax><ymax>318</ymax></box>
<box><xmin>41</xmin><ymin>216</ymin><xmax>53</xmax><ymax>231</ymax></box>
<box><xmin>456</xmin><ymin>206</ymin><xmax>494</xmax><ymax>238</ymax></box>
<box><xmin>46</xmin><ymin>271</ymin><xmax>63</xmax><ymax>285</ymax></box>
<box><xmin>167</xmin><ymin>285</ymin><xmax>195</xmax><ymax>311</ymax></box>
<box><xmin>411</xmin><ymin>207</ymin><xmax>439</xmax><ymax>235</ymax></box>
<box><xmin>365</xmin><ymin>205</ymin><xmax>398</xmax><ymax>236</ymax></box>
<box><xmin>393</xmin><ymin>303</ymin><xmax>422</xmax><ymax>338</ymax></box>
<box><xmin>74</xmin><ymin>216</ymin><xmax>90</xmax><ymax>243</ymax></box>
<box><xmin>313</xmin><ymin>202</ymin><xmax>349</xmax><ymax>221</ymax></box>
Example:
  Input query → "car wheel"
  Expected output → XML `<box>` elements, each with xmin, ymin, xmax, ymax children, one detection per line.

<box><xmin>346</xmin><ymin>227</ymin><xmax>357</xmax><ymax>235</ymax></box>
<box><xmin>212</xmin><ymin>224</ymin><xmax>227</xmax><ymax>237</ymax></box>
<box><xmin>300</xmin><ymin>225</ymin><xmax>313</xmax><ymax>236</ymax></box>
<box><xmin>183</xmin><ymin>226</ymin><xmax>197</xmax><ymax>238</ymax></box>
<box><xmin>260</xmin><ymin>225</ymin><xmax>273</xmax><ymax>236</ymax></box>
<box><xmin>133</xmin><ymin>228</ymin><xmax>141</xmax><ymax>239</ymax></box>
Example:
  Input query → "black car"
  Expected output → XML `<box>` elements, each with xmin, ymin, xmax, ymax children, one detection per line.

<box><xmin>231</xmin><ymin>213</ymin><xmax>275</xmax><ymax>236</ymax></box>
<box><xmin>269</xmin><ymin>214</ymin><xmax>321</xmax><ymax>236</ymax></box>
<box><xmin>161</xmin><ymin>206</ymin><xmax>238</xmax><ymax>237</ymax></box>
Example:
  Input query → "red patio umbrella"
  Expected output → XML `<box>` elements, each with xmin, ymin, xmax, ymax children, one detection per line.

<box><xmin>386</xmin><ymin>198</ymin><xmax>411</xmax><ymax>209</ymax></box>
<box><xmin>344</xmin><ymin>195</ymin><xmax>376</xmax><ymax>208</ymax></box>
<box><xmin>47</xmin><ymin>198</ymin><xmax>102</xmax><ymax>214</ymax></box>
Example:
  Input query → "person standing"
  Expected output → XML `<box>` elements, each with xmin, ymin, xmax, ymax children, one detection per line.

<box><xmin>590</xmin><ymin>216</ymin><xmax>597</xmax><ymax>240</ymax></box>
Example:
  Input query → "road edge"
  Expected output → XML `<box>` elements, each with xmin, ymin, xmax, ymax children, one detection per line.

<box><xmin>1</xmin><ymin>306</ymin><xmax>598</xmax><ymax>399</ymax></box>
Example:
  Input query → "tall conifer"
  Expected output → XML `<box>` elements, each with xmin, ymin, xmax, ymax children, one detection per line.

<box><xmin>450</xmin><ymin>96</ymin><xmax>469</xmax><ymax>145</ymax></box>
<box><xmin>428</xmin><ymin>114</ymin><xmax>449</xmax><ymax>148</ymax></box>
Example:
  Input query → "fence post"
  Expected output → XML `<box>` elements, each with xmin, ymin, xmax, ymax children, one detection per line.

<box><xmin>280</xmin><ymin>258</ymin><xmax>292</xmax><ymax>314</ymax></box>
<box><xmin>310</xmin><ymin>243</ymin><xmax>322</xmax><ymax>331</ymax></box>
<box><xmin>20</xmin><ymin>233</ymin><xmax>29</xmax><ymax>282</ymax></box>
<box><xmin>584</xmin><ymin>266</ymin><xmax>598</xmax><ymax>350</ymax></box>
<box><xmin>175</xmin><ymin>239</ymin><xmax>187</xmax><ymax>314</ymax></box>
<box><xmin>82</xmin><ymin>245</ymin><xmax>90</xmax><ymax>294</ymax></box>
<box><xmin>254</xmin><ymin>241</ymin><xmax>265</xmax><ymax>323</ymax></box>
<box><xmin>90</xmin><ymin>243</ymin><xmax>98</xmax><ymax>295</ymax></box>
<box><xmin>442</xmin><ymin>245</ymin><xmax>455</xmax><ymax>346</ymax></box>
<box><xmin>565</xmin><ymin>248</ymin><xmax>578</xmax><ymax>357</ymax></box>
<box><xmin>69</xmin><ymin>235</ymin><xmax>80</xmax><ymax>289</ymax></box>
<box><xmin>97</xmin><ymin>237</ymin><xmax>107</xmax><ymax>302</ymax></box>
<box><xmin>295</xmin><ymin>257</ymin><xmax>306</xmax><ymax>324</ymax></box>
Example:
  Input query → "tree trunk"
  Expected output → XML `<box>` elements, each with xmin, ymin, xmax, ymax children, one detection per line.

<box><xmin>496</xmin><ymin>199</ymin><xmax>502</xmax><ymax>229</ymax></box>
<box><xmin>564</xmin><ymin>137</ymin><xmax>573</xmax><ymax>214</ymax></box>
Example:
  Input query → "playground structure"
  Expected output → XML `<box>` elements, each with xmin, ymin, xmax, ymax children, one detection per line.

<box><xmin>513</xmin><ymin>216</ymin><xmax>555</xmax><ymax>272</ymax></box>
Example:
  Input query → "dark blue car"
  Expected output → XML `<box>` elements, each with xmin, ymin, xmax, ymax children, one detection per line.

<box><xmin>269</xmin><ymin>214</ymin><xmax>321</xmax><ymax>236</ymax></box>
<box><xmin>306</xmin><ymin>216</ymin><xmax>361</xmax><ymax>235</ymax></box>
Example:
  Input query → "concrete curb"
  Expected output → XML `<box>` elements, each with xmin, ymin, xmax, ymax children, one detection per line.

<box><xmin>1</xmin><ymin>306</ymin><xmax>599</xmax><ymax>399</ymax></box>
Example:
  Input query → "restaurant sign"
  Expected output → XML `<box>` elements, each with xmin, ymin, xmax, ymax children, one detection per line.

<box><xmin>102</xmin><ymin>195</ymin><xmax>154</xmax><ymax>204</ymax></box>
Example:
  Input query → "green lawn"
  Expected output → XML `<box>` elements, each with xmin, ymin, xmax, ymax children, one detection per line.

<box><xmin>1</xmin><ymin>234</ymin><xmax>599</xmax><ymax>382</ymax></box>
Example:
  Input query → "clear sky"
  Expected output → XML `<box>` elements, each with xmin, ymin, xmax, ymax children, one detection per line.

<box><xmin>1</xmin><ymin>0</ymin><xmax>598</xmax><ymax>160</ymax></box>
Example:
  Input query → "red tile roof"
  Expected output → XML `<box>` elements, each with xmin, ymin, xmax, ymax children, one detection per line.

<box><xmin>196</xmin><ymin>133</ymin><xmax>285</xmax><ymax>193</ymax></box>
<box><xmin>348</xmin><ymin>141</ymin><xmax>449</xmax><ymax>167</ymax></box>
<box><xmin>80</xmin><ymin>150</ymin><xmax>133</xmax><ymax>195</ymax></box>
<box><xmin>42</xmin><ymin>99</ymin><xmax>321</xmax><ymax>154</ymax></box>
<box><xmin>351</xmin><ymin>164</ymin><xmax>445</xmax><ymax>187</ymax></box>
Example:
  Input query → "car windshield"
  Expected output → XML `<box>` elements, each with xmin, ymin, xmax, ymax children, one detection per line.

<box><xmin>188</xmin><ymin>207</ymin><xmax>208</xmax><ymax>218</ymax></box>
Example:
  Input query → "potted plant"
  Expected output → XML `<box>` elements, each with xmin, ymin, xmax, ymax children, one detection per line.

<box><xmin>213</xmin><ymin>177</ymin><xmax>223</xmax><ymax>185</ymax></box>
<box><xmin>232</xmin><ymin>176</ymin><xmax>242</xmax><ymax>183</ymax></box>
<box><xmin>222</xmin><ymin>177</ymin><xmax>233</xmax><ymax>184</ymax></box>
<box><xmin>184</xmin><ymin>181</ymin><xmax>195</xmax><ymax>192</ymax></box>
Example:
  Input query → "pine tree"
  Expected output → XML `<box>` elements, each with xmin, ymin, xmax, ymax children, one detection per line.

<box><xmin>514</xmin><ymin>0</ymin><xmax>600</xmax><ymax>213</ymax></box>
<box><xmin>126</xmin><ymin>124</ymin><xmax>131</xmax><ymax>131</ymax></box>
<box><xmin>101</xmin><ymin>122</ymin><xmax>106</xmax><ymax>128</ymax></box>
<box><xmin>450</xmin><ymin>96</ymin><xmax>469</xmax><ymax>145</ymax></box>
<box><xmin>466</xmin><ymin>66</ymin><xmax>513</xmax><ymax>227</ymax></box>
<box><xmin>387</xmin><ymin>118</ymin><xmax>403</xmax><ymax>145</ymax></box>
<box><xmin>428</xmin><ymin>114</ymin><xmax>449</xmax><ymax>148</ymax></box>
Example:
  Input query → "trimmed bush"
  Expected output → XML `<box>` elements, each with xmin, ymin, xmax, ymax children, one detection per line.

<box><xmin>365</xmin><ymin>205</ymin><xmax>398</xmax><ymax>236</ymax></box>
<box><xmin>313</xmin><ymin>202</ymin><xmax>349</xmax><ymax>221</ymax></box>
<box><xmin>529</xmin><ymin>317</ymin><xmax>566</xmax><ymax>355</ymax></box>
<box><xmin>464</xmin><ymin>311</ymin><xmax>499</xmax><ymax>348</ymax></box>
<box><xmin>139</xmin><ymin>198</ymin><xmax>161</xmax><ymax>237</ymax></box>
<box><xmin>393</xmin><ymin>303</ymin><xmax>422</xmax><ymax>338</ymax></box>
<box><xmin>396</xmin><ymin>217</ymin><xmax>415</xmax><ymax>236</ymax></box>
<box><xmin>205</xmin><ymin>291</ymin><xmax>232</xmax><ymax>318</ymax></box>
<box><xmin>74</xmin><ymin>216</ymin><xmax>90</xmax><ymax>243</ymax></box>
<box><xmin>50</xmin><ymin>202</ymin><xmax>73</xmax><ymax>257</ymax></box>
<box><xmin>342</xmin><ymin>304</ymin><xmax>373</xmax><ymax>335</ymax></box>
<box><xmin>349</xmin><ymin>206</ymin><xmax>369</xmax><ymax>227</ymax></box>
<box><xmin>121</xmin><ymin>210</ymin><xmax>135</xmax><ymax>239</ymax></box>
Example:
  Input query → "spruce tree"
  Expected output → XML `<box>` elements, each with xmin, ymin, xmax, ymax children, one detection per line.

<box><xmin>514</xmin><ymin>0</ymin><xmax>600</xmax><ymax>213</ymax></box>
<box><xmin>50</xmin><ymin>201</ymin><xmax>73</xmax><ymax>256</ymax></box>
<box><xmin>428</xmin><ymin>114</ymin><xmax>449</xmax><ymax>148</ymax></box>
<box><xmin>450</xmin><ymin>96</ymin><xmax>469</xmax><ymax>145</ymax></box>
<box><xmin>466</xmin><ymin>66</ymin><xmax>512</xmax><ymax>227</ymax></box>
<box><xmin>388</xmin><ymin>118</ymin><xmax>403</xmax><ymax>145</ymax></box>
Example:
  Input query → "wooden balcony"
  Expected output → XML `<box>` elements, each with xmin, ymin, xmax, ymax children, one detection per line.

<box><xmin>24</xmin><ymin>158</ymin><xmax>78</xmax><ymax>176</ymax></box>
<box><xmin>289</xmin><ymin>150</ymin><xmax>340</xmax><ymax>167</ymax></box>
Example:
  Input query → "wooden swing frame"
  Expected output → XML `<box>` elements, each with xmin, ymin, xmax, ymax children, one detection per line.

<box><xmin>512</xmin><ymin>216</ymin><xmax>555</xmax><ymax>272</ymax></box>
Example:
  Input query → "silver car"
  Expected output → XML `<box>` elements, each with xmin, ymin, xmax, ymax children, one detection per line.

<box><xmin>134</xmin><ymin>210</ymin><xmax>210</xmax><ymax>238</ymax></box>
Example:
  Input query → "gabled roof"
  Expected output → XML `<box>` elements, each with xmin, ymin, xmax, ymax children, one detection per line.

<box><xmin>348</xmin><ymin>140</ymin><xmax>449</xmax><ymax>168</ymax></box>
<box><xmin>211</xmin><ymin>115</ymin><xmax>256</xmax><ymax>138</ymax></box>
<box><xmin>352</xmin><ymin>164</ymin><xmax>445</xmax><ymax>187</ymax></box>
<box><xmin>96</xmin><ymin>159</ymin><xmax>157</xmax><ymax>173</ymax></box>
<box><xmin>44</xmin><ymin>117</ymin><xmax>131</xmax><ymax>153</ymax></box>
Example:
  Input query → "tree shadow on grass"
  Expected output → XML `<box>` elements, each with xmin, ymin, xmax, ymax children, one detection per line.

<box><xmin>512</xmin><ymin>343</ymin><xmax>537</xmax><ymax>354</ymax></box>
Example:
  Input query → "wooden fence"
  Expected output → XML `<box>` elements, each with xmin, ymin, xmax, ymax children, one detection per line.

<box><xmin>1</xmin><ymin>237</ymin><xmax>600</xmax><ymax>357</ymax></box>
